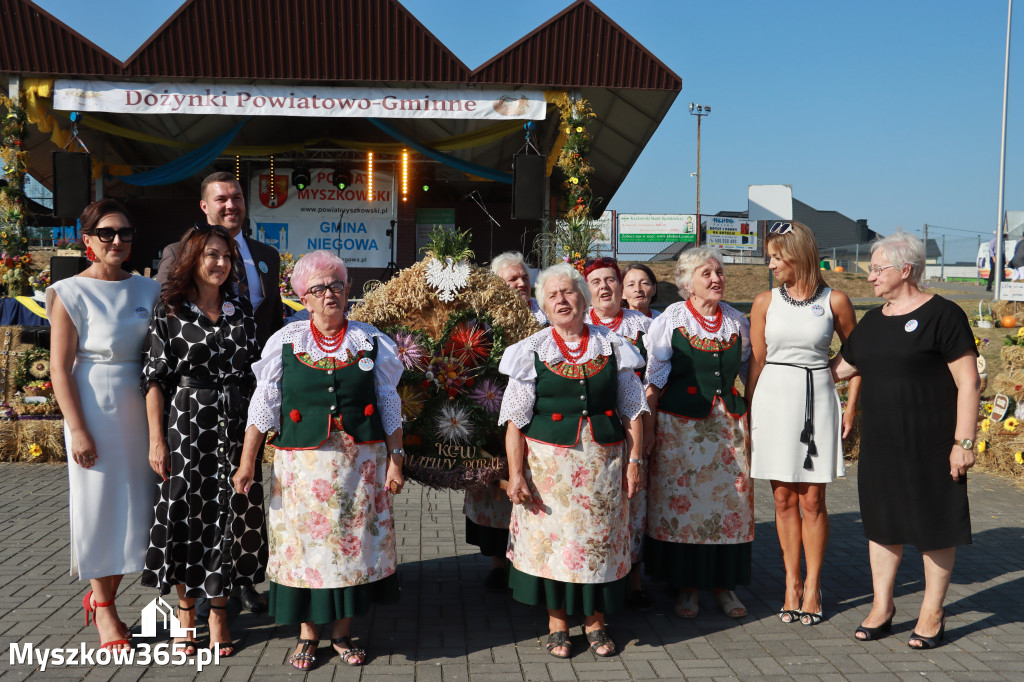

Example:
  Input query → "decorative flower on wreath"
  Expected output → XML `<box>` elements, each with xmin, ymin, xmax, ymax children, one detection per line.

<box><xmin>397</xmin><ymin>383</ymin><xmax>428</xmax><ymax>421</ymax></box>
<box><xmin>1004</xmin><ymin>417</ymin><xmax>1018</xmax><ymax>433</ymax></box>
<box><xmin>468</xmin><ymin>378</ymin><xmax>504</xmax><ymax>415</ymax></box>
<box><xmin>393</xmin><ymin>331</ymin><xmax>427</xmax><ymax>370</ymax></box>
<box><xmin>436</xmin><ymin>402</ymin><xmax>475</xmax><ymax>444</ymax></box>
<box><xmin>443</xmin><ymin>323</ymin><xmax>492</xmax><ymax>368</ymax></box>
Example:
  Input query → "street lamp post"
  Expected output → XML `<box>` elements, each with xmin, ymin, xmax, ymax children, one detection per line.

<box><xmin>689</xmin><ymin>102</ymin><xmax>710</xmax><ymax>247</ymax></box>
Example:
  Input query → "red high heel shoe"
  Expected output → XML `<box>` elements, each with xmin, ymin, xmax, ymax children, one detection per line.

<box><xmin>83</xmin><ymin>590</ymin><xmax>130</xmax><ymax>649</ymax></box>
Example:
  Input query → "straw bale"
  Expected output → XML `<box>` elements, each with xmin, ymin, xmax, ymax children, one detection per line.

<box><xmin>16</xmin><ymin>418</ymin><xmax>64</xmax><ymax>462</ymax></box>
<box><xmin>0</xmin><ymin>420</ymin><xmax>17</xmax><ymax>461</ymax></box>
<box><xmin>992</xmin><ymin>300</ymin><xmax>1024</xmax><ymax>323</ymax></box>
<box><xmin>1000</xmin><ymin>345</ymin><xmax>1024</xmax><ymax>371</ymax></box>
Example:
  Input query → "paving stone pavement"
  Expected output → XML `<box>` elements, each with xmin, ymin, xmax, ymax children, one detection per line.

<box><xmin>1</xmin><ymin>460</ymin><xmax>1022</xmax><ymax>681</ymax></box>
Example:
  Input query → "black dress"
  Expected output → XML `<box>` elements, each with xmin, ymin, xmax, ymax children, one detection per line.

<box><xmin>841</xmin><ymin>295</ymin><xmax>975</xmax><ymax>551</ymax></box>
<box><xmin>141</xmin><ymin>297</ymin><xmax>268</xmax><ymax>597</ymax></box>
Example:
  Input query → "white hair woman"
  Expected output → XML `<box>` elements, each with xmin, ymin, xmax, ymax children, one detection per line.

<box><xmin>747</xmin><ymin>222</ymin><xmax>860</xmax><ymax>627</ymax></box>
<box><xmin>233</xmin><ymin>251</ymin><xmax>405</xmax><ymax>669</ymax></box>
<box><xmin>500</xmin><ymin>262</ymin><xmax>647</xmax><ymax>658</ymax></box>
<box><xmin>492</xmin><ymin>251</ymin><xmax>547</xmax><ymax>325</ymax></box>
<box><xmin>643</xmin><ymin>247</ymin><xmax>755</xmax><ymax>619</ymax></box>
<box><xmin>832</xmin><ymin>231</ymin><xmax>978</xmax><ymax>649</ymax></box>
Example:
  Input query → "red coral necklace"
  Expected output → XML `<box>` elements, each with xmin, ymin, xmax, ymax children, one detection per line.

<box><xmin>310</xmin><ymin>319</ymin><xmax>348</xmax><ymax>353</ymax></box>
<box><xmin>686</xmin><ymin>298</ymin><xmax>723</xmax><ymax>333</ymax></box>
<box><xmin>552</xmin><ymin>326</ymin><xmax>590</xmax><ymax>363</ymax></box>
<box><xmin>589</xmin><ymin>307</ymin><xmax>624</xmax><ymax>332</ymax></box>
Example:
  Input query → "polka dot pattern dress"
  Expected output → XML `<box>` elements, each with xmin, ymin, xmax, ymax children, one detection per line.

<box><xmin>140</xmin><ymin>297</ymin><xmax>267</xmax><ymax>598</ymax></box>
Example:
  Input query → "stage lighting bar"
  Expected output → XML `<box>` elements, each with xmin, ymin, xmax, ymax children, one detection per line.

<box><xmin>367</xmin><ymin>152</ymin><xmax>374</xmax><ymax>201</ymax></box>
<box><xmin>235</xmin><ymin>155</ymin><xmax>241</xmax><ymax>181</ymax></box>
<box><xmin>401</xmin><ymin>150</ymin><xmax>409</xmax><ymax>202</ymax></box>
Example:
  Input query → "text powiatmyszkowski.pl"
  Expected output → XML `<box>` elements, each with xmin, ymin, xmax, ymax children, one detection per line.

<box><xmin>9</xmin><ymin>642</ymin><xmax>219</xmax><ymax>672</ymax></box>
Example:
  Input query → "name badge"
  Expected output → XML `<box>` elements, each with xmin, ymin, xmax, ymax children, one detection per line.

<box><xmin>810</xmin><ymin>304</ymin><xmax>825</xmax><ymax>317</ymax></box>
<box><xmin>258</xmin><ymin>260</ymin><xmax>269</xmax><ymax>274</ymax></box>
<box><xmin>905</xmin><ymin>319</ymin><xmax>919</xmax><ymax>332</ymax></box>
<box><xmin>358</xmin><ymin>357</ymin><xmax>374</xmax><ymax>372</ymax></box>
<box><xmin>223</xmin><ymin>301</ymin><xmax>235</xmax><ymax>316</ymax></box>
<box><xmin>134</xmin><ymin>306</ymin><xmax>149</xmax><ymax>319</ymax></box>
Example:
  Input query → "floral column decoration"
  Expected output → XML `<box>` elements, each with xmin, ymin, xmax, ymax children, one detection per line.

<box><xmin>544</xmin><ymin>95</ymin><xmax>602</xmax><ymax>270</ymax></box>
<box><xmin>0</xmin><ymin>95</ymin><xmax>31</xmax><ymax>296</ymax></box>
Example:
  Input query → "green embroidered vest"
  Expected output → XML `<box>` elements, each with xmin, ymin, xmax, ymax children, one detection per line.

<box><xmin>522</xmin><ymin>351</ymin><xmax>626</xmax><ymax>446</ymax></box>
<box><xmin>658</xmin><ymin>328</ymin><xmax>747</xmax><ymax>418</ymax></box>
<box><xmin>274</xmin><ymin>338</ymin><xmax>386</xmax><ymax>449</ymax></box>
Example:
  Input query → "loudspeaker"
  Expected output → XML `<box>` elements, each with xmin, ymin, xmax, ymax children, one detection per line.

<box><xmin>52</xmin><ymin>151</ymin><xmax>91</xmax><ymax>218</ymax></box>
<box><xmin>512</xmin><ymin>154</ymin><xmax>545</xmax><ymax>220</ymax></box>
<box><xmin>50</xmin><ymin>255</ymin><xmax>90</xmax><ymax>284</ymax></box>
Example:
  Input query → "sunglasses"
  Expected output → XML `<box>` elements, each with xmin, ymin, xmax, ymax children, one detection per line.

<box><xmin>94</xmin><ymin>227</ymin><xmax>135</xmax><ymax>243</ymax></box>
<box><xmin>306</xmin><ymin>281</ymin><xmax>346</xmax><ymax>298</ymax></box>
<box><xmin>584</xmin><ymin>257</ymin><xmax>618</xmax><ymax>269</ymax></box>
<box><xmin>768</xmin><ymin>222</ymin><xmax>793</xmax><ymax>235</ymax></box>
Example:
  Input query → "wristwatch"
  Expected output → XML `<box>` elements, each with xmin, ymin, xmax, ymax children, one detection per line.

<box><xmin>390</xmin><ymin>448</ymin><xmax>405</xmax><ymax>456</ymax></box>
<box><xmin>958</xmin><ymin>438</ymin><xmax>974</xmax><ymax>451</ymax></box>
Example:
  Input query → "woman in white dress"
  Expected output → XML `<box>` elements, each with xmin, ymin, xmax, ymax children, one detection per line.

<box><xmin>501</xmin><ymin>263</ymin><xmax>646</xmax><ymax>659</ymax></box>
<box><xmin>49</xmin><ymin>199</ymin><xmax>161</xmax><ymax>650</ymax></box>
<box><xmin>233</xmin><ymin>251</ymin><xmax>404</xmax><ymax>670</ymax></box>
<box><xmin>747</xmin><ymin>221</ymin><xmax>859</xmax><ymax>626</ymax></box>
<box><xmin>584</xmin><ymin>257</ymin><xmax>654</xmax><ymax>610</ymax></box>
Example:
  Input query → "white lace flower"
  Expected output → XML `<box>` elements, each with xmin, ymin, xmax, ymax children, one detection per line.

<box><xmin>435</xmin><ymin>402</ymin><xmax>475</xmax><ymax>444</ymax></box>
<box><xmin>425</xmin><ymin>257</ymin><xmax>471</xmax><ymax>302</ymax></box>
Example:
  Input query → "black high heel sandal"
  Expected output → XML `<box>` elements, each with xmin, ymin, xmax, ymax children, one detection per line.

<box><xmin>908</xmin><ymin>609</ymin><xmax>945</xmax><ymax>650</ymax></box>
<box><xmin>173</xmin><ymin>603</ymin><xmax>200</xmax><ymax>655</ymax></box>
<box><xmin>855</xmin><ymin>606</ymin><xmax>895</xmax><ymax>641</ymax></box>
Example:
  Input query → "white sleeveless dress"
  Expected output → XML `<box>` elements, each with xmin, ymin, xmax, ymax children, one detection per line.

<box><xmin>749</xmin><ymin>287</ymin><xmax>844</xmax><ymax>483</ymax></box>
<box><xmin>48</xmin><ymin>275</ymin><xmax>161</xmax><ymax>579</ymax></box>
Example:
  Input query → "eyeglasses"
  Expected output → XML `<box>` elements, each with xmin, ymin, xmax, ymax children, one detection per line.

<box><xmin>306</xmin><ymin>281</ymin><xmax>346</xmax><ymax>298</ymax></box>
<box><xmin>768</xmin><ymin>222</ymin><xmax>793</xmax><ymax>235</ymax></box>
<box><xmin>868</xmin><ymin>264</ymin><xmax>894</xmax><ymax>275</ymax></box>
<box><xmin>95</xmin><ymin>227</ymin><xmax>135</xmax><ymax>243</ymax></box>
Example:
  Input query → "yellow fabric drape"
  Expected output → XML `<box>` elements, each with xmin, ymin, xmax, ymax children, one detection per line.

<box><xmin>282</xmin><ymin>299</ymin><xmax>304</xmax><ymax>312</ymax></box>
<box><xmin>14</xmin><ymin>296</ymin><xmax>47</xmax><ymax>320</ymax></box>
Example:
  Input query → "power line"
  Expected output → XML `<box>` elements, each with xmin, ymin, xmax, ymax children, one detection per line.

<box><xmin>923</xmin><ymin>223</ymin><xmax>986</xmax><ymax>235</ymax></box>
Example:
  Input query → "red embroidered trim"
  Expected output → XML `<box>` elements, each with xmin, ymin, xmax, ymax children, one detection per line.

<box><xmin>543</xmin><ymin>355</ymin><xmax>609</xmax><ymax>379</ymax></box>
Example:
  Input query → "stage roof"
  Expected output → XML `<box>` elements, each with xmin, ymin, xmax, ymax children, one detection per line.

<box><xmin>1</xmin><ymin>0</ymin><xmax>681</xmax><ymax>214</ymax></box>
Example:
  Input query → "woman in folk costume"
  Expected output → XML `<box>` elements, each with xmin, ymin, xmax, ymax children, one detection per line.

<box><xmin>500</xmin><ymin>263</ymin><xmax>648</xmax><ymax>658</ymax></box>
<box><xmin>583</xmin><ymin>256</ymin><xmax>654</xmax><ymax>611</ymax></box>
<box><xmin>233</xmin><ymin>251</ymin><xmax>405</xmax><ymax>670</ymax></box>
<box><xmin>643</xmin><ymin>247</ymin><xmax>754</xmax><ymax>619</ymax></box>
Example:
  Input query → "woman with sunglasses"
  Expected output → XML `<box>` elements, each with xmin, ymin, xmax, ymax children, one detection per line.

<box><xmin>140</xmin><ymin>223</ymin><xmax>265</xmax><ymax>657</ymax></box>
<box><xmin>584</xmin><ymin>257</ymin><xmax>655</xmax><ymax>610</ymax></box>
<box><xmin>233</xmin><ymin>251</ymin><xmax>405</xmax><ymax>670</ymax></box>
<box><xmin>49</xmin><ymin>199</ymin><xmax>161</xmax><ymax>650</ymax></box>
<box><xmin>747</xmin><ymin>221</ymin><xmax>859</xmax><ymax>626</ymax></box>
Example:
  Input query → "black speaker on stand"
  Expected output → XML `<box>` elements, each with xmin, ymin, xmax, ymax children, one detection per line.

<box><xmin>511</xmin><ymin>154</ymin><xmax>546</xmax><ymax>220</ymax></box>
<box><xmin>50</xmin><ymin>256</ymin><xmax>90</xmax><ymax>283</ymax></box>
<box><xmin>52</xmin><ymin>151</ymin><xmax>91</xmax><ymax>219</ymax></box>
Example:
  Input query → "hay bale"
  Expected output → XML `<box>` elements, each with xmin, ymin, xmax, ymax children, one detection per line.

<box><xmin>0</xmin><ymin>420</ymin><xmax>17</xmax><ymax>461</ymax></box>
<box><xmin>1000</xmin><ymin>344</ymin><xmax>1024</xmax><ymax>371</ymax></box>
<box><xmin>992</xmin><ymin>300</ymin><xmax>1024</xmax><ymax>324</ymax></box>
<box><xmin>992</xmin><ymin>373</ymin><xmax>1024</xmax><ymax>403</ymax></box>
<box><xmin>16</xmin><ymin>418</ymin><xmax>65</xmax><ymax>462</ymax></box>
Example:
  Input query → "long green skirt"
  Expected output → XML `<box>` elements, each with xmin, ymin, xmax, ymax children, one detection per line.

<box><xmin>465</xmin><ymin>518</ymin><xmax>509</xmax><ymax>557</ymax></box>
<box><xmin>508</xmin><ymin>566</ymin><xmax>628</xmax><ymax>616</ymax></box>
<box><xmin>644</xmin><ymin>538</ymin><xmax>752</xmax><ymax>590</ymax></box>
<box><xmin>269</xmin><ymin>574</ymin><xmax>400</xmax><ymax>625</ymax></box>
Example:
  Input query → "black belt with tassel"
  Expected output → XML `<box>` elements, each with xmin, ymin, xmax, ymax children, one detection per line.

<box><xmin>764</xmin><ymin>362</ymin><xmax>830</xmax><ymax>471</ymax></box>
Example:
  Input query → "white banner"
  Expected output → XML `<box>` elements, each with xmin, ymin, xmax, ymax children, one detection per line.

<box><xmin>617</xmin><ymin>214</ymin><xmax>696</xmax><ymax>242</ymax></box>
<box><xmin>249</xmin><ymin>167</ymin><xmax>393</xmax><ymax>268</ymax></box>
<box><xmin>54</xmin><ymin>80</ymin><xmax>547</xmax><ymax>120</ymax></box>
<box><xmin>705</xmin><ymin>216</ymin><xmax>758</xmax><ymax>251</ymax></box>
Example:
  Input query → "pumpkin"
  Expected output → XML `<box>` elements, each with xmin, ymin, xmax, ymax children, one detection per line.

<box><xmin>834</xmin><ymin>266</ymin><xmax>845</xmax><ymax>273</ymax></box>
<box><xmin>1002</xmin><ymin>315</ymin><xmax>1019</xmax><ymax>328</ymax></box>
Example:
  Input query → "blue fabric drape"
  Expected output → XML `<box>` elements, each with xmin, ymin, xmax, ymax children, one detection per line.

<box><xmin>113</xmin><ymin>120</ymin><xmax>248</xmax><ymax>186</ymax></box>
<box><xmin>368</xmin><ymin>119</ymin><xmax>513</xmax><ymax>184</ymax></box>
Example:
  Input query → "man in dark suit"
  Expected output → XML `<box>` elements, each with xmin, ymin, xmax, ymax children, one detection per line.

<box><xmin>155</xmin><ymin>171</ymin><xmax>281</xmax><ymax>614</ymax></box>
<box><xmin>156</xmin><ymin>171</ymin><xmax>283</xmax><ymax>349</ymax></box>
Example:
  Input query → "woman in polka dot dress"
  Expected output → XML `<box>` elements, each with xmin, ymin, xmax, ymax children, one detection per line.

<box><xmin>141</xmin><ymin>224</ymin><xmax>266</xmax><ymax>658</ymax></box>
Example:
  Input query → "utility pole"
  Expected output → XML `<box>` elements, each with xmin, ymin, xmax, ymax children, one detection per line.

<box><xmin>689</xmin><ymin>103</ymin><xmax>710</xmax><ymax>247</ymax></box>
<box><xmin>941</xmin><ymin>234</ymin><xmax>946</xmax><ymax>281</ymax></box>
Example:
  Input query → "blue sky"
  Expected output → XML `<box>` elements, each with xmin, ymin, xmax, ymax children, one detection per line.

<box><xmin>33</xmin><ymin>0</ymin><xmax>1024</xmax><ymax>262</ymax></box>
